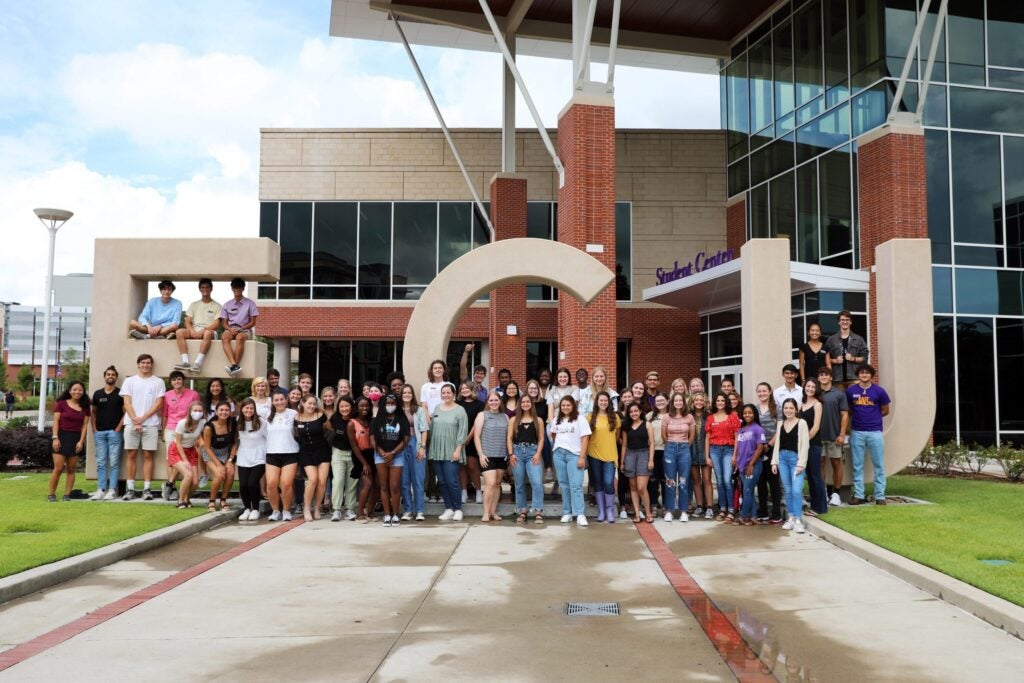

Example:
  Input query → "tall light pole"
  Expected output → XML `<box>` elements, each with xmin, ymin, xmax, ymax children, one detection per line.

<box><xmin>33</xmin><ymin>208</ymin><xmax>73</xmax><ymax>433</ymax></box>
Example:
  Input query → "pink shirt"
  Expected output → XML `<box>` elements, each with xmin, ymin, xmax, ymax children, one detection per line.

<box><xmin>163</xmin><ymin>388</ymin><xmax>201</xmax><ymax>430</ymax></box>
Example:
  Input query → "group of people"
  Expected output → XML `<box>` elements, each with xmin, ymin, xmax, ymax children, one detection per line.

<box><xmin>48</xmin><ymin>306</ymin><xmax>892</xmax><ymax>534</ymax></box>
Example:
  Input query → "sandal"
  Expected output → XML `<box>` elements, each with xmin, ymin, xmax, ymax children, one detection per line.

<box><xmin>207</xmin><ymin>501</ymin><xmax>217</xmax><ymax>511</ymax></box>
<box><xmin>726</xmin><ymin>513</ymin><xmax>735</xmax><ymax>522</ymax></box>
<box><xmin>534</xmin><ymin>512</ymin><xmax>544</xmax><ymax>524</ymax></box>
<box><xmin>742</xmin><ymin>519</ymin><xmax>755</xmax><ymax>526</ymax></box>
<box><xmin>517</xmin><ymin>512</ymin><xmax>527</xmax><ymax>523</ymax></box>
<box><xmin>176</xmin><ymin>502</ymin><xmax>188</xmax><ymax>509</ymax></box>
<box><xmin>645</xmin><ymin>513</ymin><xmax>655</xmax><ymax>523</ymax></box>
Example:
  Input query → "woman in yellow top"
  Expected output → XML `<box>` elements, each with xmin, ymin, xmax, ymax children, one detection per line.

<box><xmin>587</xmin><ymin>391</ymin><xmax>620</xmax><ymax>523</ymax></box>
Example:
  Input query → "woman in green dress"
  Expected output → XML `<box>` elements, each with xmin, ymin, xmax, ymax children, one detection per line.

<box><xmin>427</xmin><ymin>382</ymin><xmax>468</xmax><ymax>521</ymax></box>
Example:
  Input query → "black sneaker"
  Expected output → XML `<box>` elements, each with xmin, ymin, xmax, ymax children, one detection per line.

<box><xmin>142</xmin><ymin>489</ymin><xmax>154</xmax><ymax>501</ymax></box>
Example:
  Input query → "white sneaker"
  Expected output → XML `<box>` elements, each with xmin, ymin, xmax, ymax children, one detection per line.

<box><xmin>782</xmin><ymin>518</ymin><xmax>795</xmax><ymax>530</ymax></box>
<box><xmin>829</xmin><ymin>492</ymin><xmax>842</xmax><ymax>506</ymax></box>
<box><xmin>103</xmin><ymin>489</ymin><xmax>117</xmax><ymax>500</ymax></box>
<box><xmin>89</xmin><ymin>489</ymin><xmax>106</xmax><ymax>501</ymax></box>
<box><xmin>269</xmin><ymin>510</ymin><xmax>282</xmax><ymax>521</ymax></box>
<box><xmin>453</xmin><ymin>510</ymin><xmax>463</xmax><ymax>521</ymax></box>
<box><xmin>345</xmin><ymin>510</ymin><xmax>357</xmax><ymax>521</ymax></box>
<box><xmin>439</xmin><ymin>509</ymin><xmax>454</xmax><ymax>520</ymax></box>
<box><xmin>415</xmin><ymin>512</ymin><xmax>425</xmax><ymax>521</ymax></box>
<box><xmin>391</xmin><ymin>516</ymin><xmax>400</xmax><ymax>527</ymax></box>
<box><xmin>401</xmin><ymin>512</ymin><xmax>413</xmax><ymax>521</ymax></box>
<box><xmin>189</xmin><ymin>363</ymin><xmax>202</xmax><ymax>374</ymax></box>
<box><xmin>199</xmin><ymin>474</ymin><xmax>209</xmax><ymax>488</ymax></box>
<box><xmin>576</xmin><ymin>515</ymin><xmax>588</xmax><ymax>527</ymax></box>
<box><xmin>475</xmin><ymin>490</ymin><xmax>482</xmax><ymax>504</ymax></box>
<box><xmin>560</xmin><ymin>514</ymin><xmax>572</xmax><ymax>523</ymax></box>
<box><xmin>664</xmin><ymin>512</ymin><xmax>674</xmax><ymax>522</ymax></box>
<box><xmin>282</xmin><ymin>511</ymin><xmax>293</xmax><ymax>521</ymax></box>
<box><xmin>331</xmin><ymin>511</ymin><xmax>341</xmax><ymax>522</ymax></box>
<box><xmin>704</xmin><ymin>508</ymin><xmax>714</xmax><ymax>519</ymax></box>
<box><xmin>461</xmin><ymin>490</ymin><xmax>468</xmax><ymax>503</ymax></box>
<box><xmin>247</xmin><ymin>509</ymin><xmax>261</xmax><ymax>521</ymax></box>
<box><xmin>638</xmin><ymin>511</ymin><xmax>646</xmax><ymax>520</ymax></box>
<box><xmin>383</xmin><ymin>515</ymin><xmax>392</xmax><ymax>527</ymax></box>
<box><xmin>794</xmin><ymin>520</ymin><xmax>806</xmax><ymax>534</ymax></box>
<box><xmin>619</xmin><ymin>510</ymin><xmax>627</xmax><ymax>520</ymax></box>
<box><xmin>238</xmin><ymin>508</ymin><xmax>250</xmax><ymax>520</ymax></box>
<box><xmin>679</xmin><ymin>512</ymin><xmax>689</xmax><ymax>522</ymax></box>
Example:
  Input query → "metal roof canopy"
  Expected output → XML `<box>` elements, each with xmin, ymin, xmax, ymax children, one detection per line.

<box><xmin>330</xmin><ymin>0</ymin><xmax>781</xmax><ymax>74</ymax></box>
<box><xmin>642</xmin><ymin>259</ymin><xmax>871</xmax><ymax>313</ymax></box>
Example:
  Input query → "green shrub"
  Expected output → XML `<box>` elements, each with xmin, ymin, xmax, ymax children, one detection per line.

<box><xmin>964</xmin><ymin>443</ymin><xmax>989</xmax><ymax>474</ymax></box>
<box><xmin>986</xmin><ymin>444</ymin><xmax>1024</xmax><ymax>482</ymax></box>
<box><xmin>917</xmin><ymin>441</ymin><xmax>967</xmax><ymax>476</ymax></box>
<box><xmin>0</xmin><ymin>427</ymin><xmax>52</xmax><ymax>469</ymax></box>
<box><xmin>3</xmin><ymin>417</ymin><xmax>31</xmax><ymax>429</ymax></box>
<box><xmin>13</xmin><ymin>397</ymin><xmax>39</xmax><ymax>411</ymax></box>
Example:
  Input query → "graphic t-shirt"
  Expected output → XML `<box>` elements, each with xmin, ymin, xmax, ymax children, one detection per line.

<box><xmin>735</xmin><ymin>423</ymin><xmax>767</xmax><ymax>471</ymax></box>
<box><xmin>846</xmin><ymin>383</ymin><xmax>891</xmax><ymax>432</ymax></box>
<box><xmin>550</xmin><ymin>416</ymin><xmax>592</xmax><ymax>455</ymax></box>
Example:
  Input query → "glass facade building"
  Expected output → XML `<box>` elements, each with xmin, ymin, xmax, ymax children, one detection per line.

<box><xmin>721</xmin><ymin>0</ymin><xmax>1024</xmax><ymax>445</ymax></box>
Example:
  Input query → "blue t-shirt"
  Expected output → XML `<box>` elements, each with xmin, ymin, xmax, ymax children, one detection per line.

<box><xmin>846</xmin><ymin>383</ymin><xmax>891</xmax><ymax>432</ymax></box>
<box><xmin>735</xmin><ymin>423</ymin><xmax>767</xmax><ymax>471</ymax></box>
<box><xmin>139</xmin><ymin>297</ymin><xmax>182</xmax><ymax>327</ymax></box>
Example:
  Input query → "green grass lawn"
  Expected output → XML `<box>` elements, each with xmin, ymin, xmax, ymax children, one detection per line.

<box><xmin>825</xmin><ymin>474</ymin><xmax>1024</xmax><ymax>607</ymax></box>
<box><xmin>0</xmin><ymin>473</ymin><xmax>206</xmax><ymax>578</ymax></box>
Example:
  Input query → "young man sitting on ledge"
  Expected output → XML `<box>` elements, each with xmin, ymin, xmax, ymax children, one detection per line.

<box><xmin>129</xmin><ymin>280</ymin><xmax>182</xmax><ymax>340</ymax></box>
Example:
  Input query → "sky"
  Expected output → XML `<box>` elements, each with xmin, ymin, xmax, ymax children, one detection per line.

<box><xmin>0</xmin><ymin>0</ymin><xmax>720</xmax><ymax>307</ymax></box>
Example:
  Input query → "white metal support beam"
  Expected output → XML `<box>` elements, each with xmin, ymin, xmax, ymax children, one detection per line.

<box><xmin>575</xmin><ymin>0</ymin><xmax>598</xmax><ymax>89</ymax></box>
<box><xmin>888</xmin><ymin>0</ymin><xmax>933</xmax><ymax>122</ymax></box>
<box><xmin>479</xmin><ymin>0</ymin><xmax>565</xmax><ymax>187</ymax></box>
<box><xmin>504</xmin><ymin>0</ymin><xmax>533</xmax><ymax>34</ymax></box>
<box><xmin>916</xmin><ymin>0</ymin><xmax>949</xmax><ymax>123</ymax></box>
<box><xmin>606</xmin><ymin>0</ymin><xmax>622</xmax><ymax>93</ymax></box>
<box><xmin>391</xmin><ymin>13</ymin><xmax>495</xmax><ymax>242</ymax></box>
<box><xmin>501</xmin><ymin>31</ymin><xmax>516</xmax><ymax>172</ymax></box>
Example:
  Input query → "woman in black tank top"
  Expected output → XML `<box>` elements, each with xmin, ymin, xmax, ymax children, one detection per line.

<box><xmin>202</xmin><ymin>401</ymin><xmax>238</xmax><ymax>512</ymax></box>
<box><xmin>508</xmin><ymin>394</ymin><xmax>545</xmax><ymax>523</ymax></box>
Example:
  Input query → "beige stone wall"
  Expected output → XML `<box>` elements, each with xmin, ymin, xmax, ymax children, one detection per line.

<box><xmin>259</xmin><ymin>128</ymin><xmax>727</xmax><ymax>300</ymax></box>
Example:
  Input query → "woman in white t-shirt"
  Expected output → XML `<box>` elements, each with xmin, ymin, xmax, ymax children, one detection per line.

<box><xmin>250</xmin><ymin>376</ymin><xmax>273</xmax><ymax>419</ymax></box>
<box><xmin>265</xmin><ymin>391</ymin><xmax>299</xmax><ymax>521</ymax></box>
<box><xmin>548</xmin><ymin>396</ymin><xmax>592</xmax><ymax>526</ymax></box>
<box><xmin>419</xmin><ymin>358</ymin><xmax>449</xmax><ymax>416</ymax></box>
<box><xmin>545</xmin><ymin>367</ymin><xmax>580</xmax><ymax>420</ymax></box>
<box><xmin>235</xmin><ymin>398</ymin><xmax>268</xmax><ymax>521</ymax></box>
<box><xmin>169</xmin><ymin>401</ymin><xmax>206</xmax><ymax>509</ymax></box>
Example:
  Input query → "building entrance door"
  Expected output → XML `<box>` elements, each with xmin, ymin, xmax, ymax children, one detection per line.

<box><xmin>708</xmin><ymin>367</ymin><xmax>743</xmax><ymax>398</ymax></box>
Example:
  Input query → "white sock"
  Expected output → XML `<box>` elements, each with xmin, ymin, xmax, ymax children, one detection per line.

<box><xmin>180</xmin><ymin>353</ymin><xmax>189</xmax><ymax>364</ymax></box>
<box><xmin>127</xmin><ymin>479</ymin><xmax>135</xmax><ymax>490</ymax></box>
<box><xmin>144</xmin><ymin>480</ymin><xmax>151</xmax><ymax>491</ymax></box>
<box><xmin>195</xmin><ymin>353</ymin><xmax>205</xmax><ymax>365</ymax></box>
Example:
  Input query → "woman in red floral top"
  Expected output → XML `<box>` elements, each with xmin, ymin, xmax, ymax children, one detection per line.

<box><xmin>704</xmin><ymin>392</ymin><xmax>741</xmax><ymax>521</ymax></box>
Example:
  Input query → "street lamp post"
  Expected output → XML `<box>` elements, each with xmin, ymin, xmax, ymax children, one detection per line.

<box><xmin>33</xmin><ymin>208</ymin><xmax>73</xmax><ymax>433</ymax></box>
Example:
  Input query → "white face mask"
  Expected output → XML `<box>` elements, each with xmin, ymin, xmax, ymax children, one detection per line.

<box><xmin>190</xmin><ymin>411</ymin><xmax>205</xmax><ymax>420</ymax></box>
<box><xmin>385</xmin><ymin>405</ymin><xmax>397</xmax><ymax>414</ymax></box>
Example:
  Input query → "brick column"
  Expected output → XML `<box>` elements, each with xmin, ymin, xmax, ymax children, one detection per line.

<box><xmin>557</xmin><ymin>96</ymin><xmax>617</xmax><ymax>381</ymax></box>
<box><xmin>488</xmin><ymin>173</ymin><xmax>528</xmax><ymax>383</ymax></box>
<box><xmin>726</xmin><ymin>195</ymin><xmax>747</xmax><ymax>252</ymax></box>
<box><xmin>856</xmin><ymin>120</ymin><xmax>928</xmax><ymax>368</ymax></box>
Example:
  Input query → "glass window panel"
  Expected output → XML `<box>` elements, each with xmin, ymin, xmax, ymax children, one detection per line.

<box><xmin>731</xmin><ymin>38</ymin><xmax>747</xmax><ymax>60</ymax></box>
<box><xmin>749</xmin><ymin>37</ymin><xmax>775</xmax><ymax>133</ymax></box>
<box><xmin>709</xmin><ymin>327</ymin><xmax>743</xmax><ymax>358</ymax></box>
<box><xmin>526</xmin><ymin>202</ymin><xmax>553</xmax><ymax>239</ymax></box>
<box><xmin>279</xmin><ymin>202</ymin><xmax>311</xmax><ymax>285</ymax></box>
<box><xmin>932</xmin><ymin>316</ymin><xmax>957</xmax><ymax>443</ymax></box>
<box><xmin>922</xmin><ymin>84</ymin><xmax>947</xmax><ymax>126</ymax></box>
<box><xmin>796</xmin><ymin>95</ymin><xmax>825</xmax><ymax>126</ymax></box>
<box><xmin>776</xmin><ymin>112</ymin><xmax>797</xmax><ymax>137</ymax></box>
<box><xmin>751</xmin><ymin>127</ymin><xmax>774</xmax><ymax>152</ymax></box>
<box><xmin>278</xmin><ymin>286</ymin><xmax>311</xmax><ymax>300</ymax></box>
<box><xmin>933</xmin><ymin>267</ymin><xmax>953</xmax><ymax>313</ymax></box>
<box><xmin>797</xmin><ymin>161</ymin><xmax>820</xmax><ymax>263</ymax></box>
<box><xmin>313</xmin><ymin>287</ymin><xmax>356</xmax><ymax>300</ymax></box>
<box><xmin>1008</xmin><ymin>198</ymin><xmax>1024</xmax><ymax>269</ymax></box>
<box><xmin>1006</xmin><ymin>137</ymin><xmax>1024</xmax><ymax>267</ymax></box>
<box><xmin>315</xmin><ymin>341</ymin><xmax>351</xmax><ymax>392</ymax></box>
<box><xmin>824</xmin><ymin>0</ymin><xmax>850</xmax><ymax>106</ymax></box>
<box><xmin>851</xmin><ymin>81</ymin><xmax>888</xmax><ymax>137</ymax></box>
<box><xmin>774</xmin><ymin>20</ymin><xmax>796</xmax><ymax>119</ymax></box>
<box><xmin>925</xmin><ymin>129</ymin><xmax>951</xmax><ymax>263</ymax></box>
<box><xmin>796</xmin><ymin>102</ymin><xmax>851</xmax><ymax>163</ymax></box>
<box><xmin>726</xmin><ymin>55</ymin><xmax>750</xmax><ymax>154</ymax></box>
<box><xmin>819</xmin><ymin>145</ymin><xmax>853</xmax><ymax>258</ymax></box>
<box><xmin>708</xmin><ymin>310</ymin><xmax>743</xmax><ymax>329</ymax></box>
<box><xmin>526</xmin><ymin>341</ymin><xmax>557</xmax><ymax>383</ymax></box>
<box><xmin>997</xmin><ymin>318</ymin><xmax>1024</xmax><ymax>430</ymax></box>
<box><xmin>884</xmin><ymin>0</ymin><xmax>918</xmax><ymax>78</ymax></box>
<box><xmin>949</xmin><ymin>87</ymin><xmax>1024</xmax><ymax>135</ymax></box>
<box><xmin>750</xmin><ymin>183</ymin><xmax>771</xmax><ymax>238</ymax></box>
<box><xmin>956</xmin><ymin>316</ymin><xmax>996</xmax><ymax>445</ymax></box>
<box><xmin>351</xmin><ymin>341</ymin><xmax>397</xmax><ymax>388</ymax></box>
<box><xmin>472</xmin><ymin>202</ymin><xmax>491</xmax><ymax>247</ymax></box>
<box><xmin>358</xmin><ymin>202</ymin><xmax>391</xmax><ymax>300</ymax></box>
<box><xmin>947</xmin><ymin>0</ymin><xmax>986</xmax><ymax>85</ymax></box>
<box><xmin>921</xmin><ymin>7</ymin><xmax>947</xmax><ymax>82</ymax></box>
<box><xmin>951</xmin><ymin>132</ymin><xmax>1003</xmax><ymax>245</ymax></box>
<box><xmin>313</xmin><ymin>202</ymin><xmax>357</xmax><ymax>285</ymax></box>
<box><xmin>794</xmin><ymin>1</ymin><xmax>824</xmax><ymax>108</ymax></box>
<box><xmin>773</xmin><ymin>133</ymin><xmax>796</xmax><ymax>178</ymax></box>
<box><xmin>391</xmin><ymin>286</ymin><xmax>425</xmax><ymax>300</ymax></box>
<box><xmin>750</xmin><ymin>143</ymin><xmax>773</xmax><ymax>187</ymax></box>
<box><xmin>750</xmin><ymin>17</ymin><xmax>771</xmax><ymax>45</ymax></box>
<box><xmin>438</xmin><ymin>203</ymin><xmax>472</xmax><ymax>272</ymax></box>
<box><xmin>955</xmin><ymin>269</ymin><xmax>1023</xmax><ymax>316</ymax></box>
<box><xmin>987</xmin><ymin>2</ymin><xmax>1024</xmax><ymax>69</ymax></box>
<box><xmin>849</xmin><ymin>0</ymin><xmax>886</xmax><ymax>89</ymax></box>
<box><xmin>393</xmin><ymin>202</ymin><xmax>437</xmax><ymax>287</ymax></box>
<box><xmin>259</xmin><ymin>202</ymin><xmax>278</xmax><ymax>241</ymax></box>
<box><xmin>728</xmin><ymin>158</ymin><xmax>750</xmax><ymax>196</ymax></box>
<box><xmin>771</xmin><ymin>171</ymin><xmax>797</xmax><ymax>259</ymax></box>
<box><xmin>616</xmin><ymin>202</ymin><xmax>632</xmax><ymax>301</ymax></box>
<box><xmin>954</xmin><ymin>245</ymin><xmax>1004</xmax><ymax>267</ymax></box>
<box><xmin>988</xmin><ymin>68</ymin><xmax>1024</xmax><ymax>91</ymax></box>
<box><xmin>257</xmin><ymin>285</ymin><xmax>276</xmax><ymax>300</ymax></box>
<box><xmin>297</xmin><ymin>341</ymin><xmax>317</xmax><ymax>383</ymax></box>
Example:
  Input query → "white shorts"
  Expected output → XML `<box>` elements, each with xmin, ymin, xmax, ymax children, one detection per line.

<box><xmin>124</xmin><ymin>425</ymin><xmax>159</xmax><ymax>451</ymax></box>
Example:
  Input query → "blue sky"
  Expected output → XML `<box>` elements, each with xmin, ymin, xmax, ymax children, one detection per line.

<box><xmin>0</xmin><ymin>0</ymin><xmax>719</xmax><ymax>306</ymax></box>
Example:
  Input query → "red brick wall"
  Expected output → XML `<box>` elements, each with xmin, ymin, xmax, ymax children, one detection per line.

<box><xmin>857</xmin><ymin>130</ymin><xmax>928</xmax><ymax>371</ymax></box>
<box><xmin>618</xmin><ymin>308</ymin><xmax>701</xmax><ymax>386</ymax></box>
<box><xmin>258</xmin><ymin>306</ymin><xmax>489</xmax><ymax>340</ymax></box>
<box><xmin>488</xmin><ymin>176</ymin><xmax>528</xmax><ymax>381</ymax></box>
<box><xmin>726</xmin><ymin>198</ymin><xmax>747</xmax><ymax>252</ymax></box>
<box><xmin>556</xmin><ymin>102</ymin><xmax>618</xmax><ymax>382</ymax></box>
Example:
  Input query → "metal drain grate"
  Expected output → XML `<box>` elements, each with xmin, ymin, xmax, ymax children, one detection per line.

<box><xmin>565</xmin><ymin>602</ymin><xmax>620</xmax><ymax>617</ymax></box>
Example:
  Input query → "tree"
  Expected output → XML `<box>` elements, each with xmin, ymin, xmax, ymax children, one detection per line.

<box><xmin>60</xmin><ymin>348</ymin><xmax>89</xmax><ymax>388</ymax></box>
<box><xmin>16</xmin><ymin>364</ymin><xmax>34</xmax><ymax>395</ymax></box>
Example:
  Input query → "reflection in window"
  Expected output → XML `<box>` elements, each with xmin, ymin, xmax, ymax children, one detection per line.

<box><xmin>925</xmin><ymin>130</ymin><xmax>951</xmax><ymax>263</ymax></box>
<box><xmin>616</xmin><ymin>203</ymin><xmax>632</xmax><ymax>301</ymax></box>
<box><xmin>359</xmin><ymin>203</ymin><xmax>391</xmax><ymax>300</ymax></box>
<box><xmin>793</xmin><ymin>1</ymin><xmax>823</xmax><ymax>109</ymax></box>
<box><xmin>280</xmin><ymin>202</ymin><xmax>312</xmax><ymax>285</ymax></box>
<box><xmin>884</xmin><ymin>0</ymin><xmax>918</xmax><ymax>79</ymax></box>
<box><xmin>947</xmin><ymin>0</ymin><xmax>986</xmax><ymax>85</ymax></box>
<box><xmin>824</xmin><ymin>0</ymin><xmax>850</xmax><ymax>107</ymax></box>
<box><xmin>796</xmin><ymin>102</ymin><xmax>850</xmax><ymax>163</ymax></box>
<box><xmin>819</xmin><ymin>145</ymin><xmax>853</xmax><ymax>260</ymax></box>
<box><xmin>313</xmin><ymin>202</ymin><xmax>357</xmax><ymax>285</ymax></box>
<box><xmin>951</xmin><ymin>132</ymin><xmax>1002</xmax><ymax>245</ymax></box>
<box><xmin>955</xmin><ymin>269</ymin><xmax>1023</xmax><ymax>317</ymax></box>
<box><xmin>933</xmin><ymin>316</ymin><xmax>957</xmax><ymax>444</ymax></box>
<box><xmin>988</xmin><ymin>3</ymin><xmax>1024</xmax><ymax>68</ymax></box>
<box><xmin>1006</xmin><ymin>136</ymin><xmax>1024</xmax><ymax>267</ymax></box>
<box><xmin>726</xmin><ymin>55</ymin><xmax>750</xmax><ymax>162</ymax></box>
<box><xmin>848</xmin><ymin>0</ymin><xmax>885</xmax><ymax>90</ymax></box>
<box><xmin>949</xmin><ymin>87</ymin><xmax>1024</xmax><ymax>135</ymax></box>
<box><xmin>797</xmin><ymin>162</ymin><xmax>819</xmax><ymax>263</ymax></box>
<box><xmin>956</xmin><ymin>316</ymin><xmax>996</xmax><ymax>446</ymax></box>
<box><xmin>393</xmin><ymin>203</ymin><xmax>437</xmax><ymax>286</ymax></box>
<box><xmin>438</xmin><ymin>203</ymin><xmax>472</xmax><ymax>272</ymax></box>
<box><xmin>997</xmin><ymin>319</ymin><xmax>1024</xmax><ymax>431</ymax></box>
<box><xmin>770</xmin><ymin>171</ymin><xmax>797</xmax><ymax>260</ymax></box>
<box><xmin>749</xmin><ymin>37</ymin><xmax>774</xmax><ymax>134</ymax></box>
<box><xmin>932</xmin><ymin>267</ymin><xmax>952</xmax><ymax>314</ymax></box>
<box><xmin>774</xmin><ymin>20</ymin><xmax>795</xmax><ymax>120</ymax></box>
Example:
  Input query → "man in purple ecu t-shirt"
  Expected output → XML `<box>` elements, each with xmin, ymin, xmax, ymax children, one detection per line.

<box><xmin>845</xmin><ymin>364</ymin><xmax>891</xmax><ymax>506</ymax></box>
<box><xmin>220</xmin><ymin>277</ymin><xmax>259</xmax><ymax>377</ymax></box>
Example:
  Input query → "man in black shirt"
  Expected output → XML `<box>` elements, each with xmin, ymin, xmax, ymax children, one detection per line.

<box><xmin>91</xmin><ymin>365</ymin><xmax>125</xmax><ymax>500</ymax></box>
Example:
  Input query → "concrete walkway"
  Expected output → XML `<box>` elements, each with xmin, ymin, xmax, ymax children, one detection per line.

<box><xmin>2</xmin><ymin>516</ymin><xmax>1022</xmax><ymax>682</ymax></box>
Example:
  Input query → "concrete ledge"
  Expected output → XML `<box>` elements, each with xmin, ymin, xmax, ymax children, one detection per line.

<box><xmin>0</xmin><ymin>510</ymin><xmax>234</xmax><ymax>605</ymax></box>
<box><xmin>806</xmin><ymin>516</ymin><xmax>1024</xmax><ymax>640</ymax></box>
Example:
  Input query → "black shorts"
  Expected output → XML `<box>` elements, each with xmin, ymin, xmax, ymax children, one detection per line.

<box><xmin>482</xmin><ymin>456</ymin><xmax>508</xmax><ymax>472</ymax></box>
<box><xmin>266</xmin><ymin>452</ymin><xmax>298</xmax><ymax>468</ymax></box>
<box><xmin>56</xmin><ymin>430</ymin><xmax>81</xmax><ymax>457</ymax></box>
<box><xmin>298</xmin><ymin>445</ymin><xmax>331</xmax><ymax>469</ymax></box>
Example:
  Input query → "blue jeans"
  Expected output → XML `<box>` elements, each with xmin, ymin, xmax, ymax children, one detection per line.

<box><xmin>94</xmin><ymin>430</ymin><xmax>123</xmax><ymax>491</ymax></box>
<box><xmin>587</xmin><ymin>456</ymin><xmax>616</xmax><ymax>495</ymax></box>
<box><xmin>850</xmin><ymin>430</ymin><xmax>886</xmax><ymax>500</ymax></box>
<box><xmin>431</xmin><ymin>460</ymin><xmax>462</xmax><ymax>511</ymax></box>
<box><xmin>663</xmin><ymin>442</ymin><xmax>691</xmax><ymax>512</ymax></box>
<box><xmin>553</xmin><ymin>447</ymin><xmax>585</xmax><ymax>515</ymax></box>
<box><xmin>739</xmin><ymin>459</ymin><xmax>762</xmax><ymax>519</ymax></box>
<box><xmin>401</xmin><ymin>436</ymin><xmax>426</xmax><ymax>514</ymax></box>
<box><xmin>805</xmin><ymin>443</ymin><xmax>827</xmax><ymax>514</ymax></box>
<box><xmin>709</xmin><ymin>444</ymin><xmax>734</xmax><ymax>512</ymax></box>
<box><xmin>777</xmin><ymin>449</ymin><xmax>806</xmax><ymax>520</ymax></box>
<box><xmin>513</xmin><ymin>443</ymin><xmax>545</xmax><ymax>511</ymax></box>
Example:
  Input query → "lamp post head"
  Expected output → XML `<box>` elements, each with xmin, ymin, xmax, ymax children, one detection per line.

<box><xmin>34</xmin><ymin>208</ymin><xmax>74</xmax><ymax>231</ymax></box>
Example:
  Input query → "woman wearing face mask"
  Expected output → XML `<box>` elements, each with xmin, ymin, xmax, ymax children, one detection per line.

<box><xmin>168</xmin><ymin>400</ymin><xmax>206</xmax><ymax>509</ymax></box>
<box><xmin>428</xmin><ymin>383</ymin><xmax>469</xmax><ymax>521</ymax></box>
<box><xmin>371</xmin><ymin>394</ymin><xmax>409</xmax><ymax>527</ymax></box>
<box><xmin>235</xmin><ymin>398</ymin><xmax>267</xmax><ymax>521</ymax></box>
<box><xmin>202</xmin><ymin>401</ymin><xmax>238</xmax><ymax>512</ymax></box>
<box><xmin>475</xmin><ymin>391</ymin><xmax>510</xmax><ymax>522</ymax></box>
<box><xmin>265</xmin><ymin>391</ymin><xmax>300</xmax><ymax>521</ymax></box>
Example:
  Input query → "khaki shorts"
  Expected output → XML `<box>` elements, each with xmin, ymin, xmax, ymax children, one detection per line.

<box><xmin>822</xmin><ymin>441</ymin><xmax>846</xmax><ymax>460</ymax></box>
<box><xmin>124</xmin><ymin>425</ymin><xmax>159</xmax><ymax>451</ymax></box>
